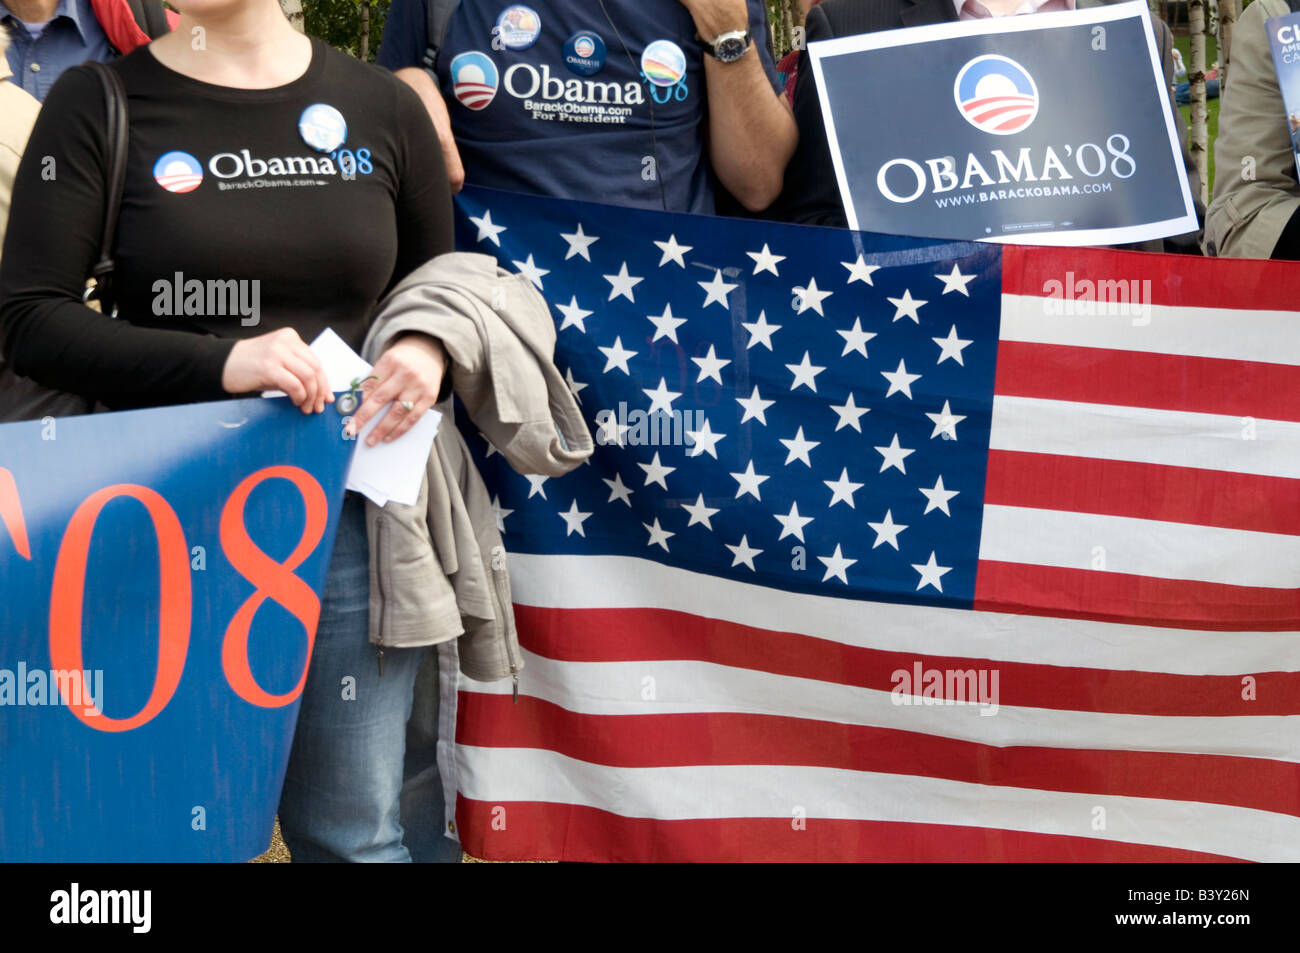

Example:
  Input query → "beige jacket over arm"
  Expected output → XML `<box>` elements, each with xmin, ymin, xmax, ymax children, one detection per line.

<box><xmin>360</xmin><ymin>252</ymin><xmax>593</xmax><ymax>684</ymax></box>
<box><xmin>1205</xmin><ymin>0</ymin><xmax>1300</xmax><ymax>258</ymax></box>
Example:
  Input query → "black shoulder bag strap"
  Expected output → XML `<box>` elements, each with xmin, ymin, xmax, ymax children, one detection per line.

<box><xmin>421</xmin><ymin>0</ymin><xmax>462</xmax><ymax>71</ymax></box>
<box><xmin>81</xmin><ymin>62</ymin><xmax>129</xmax><ymax>320</ymax></box>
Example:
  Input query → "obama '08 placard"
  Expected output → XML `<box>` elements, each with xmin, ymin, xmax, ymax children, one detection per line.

<box><xmin>809</xmin><ymin>0</ymin><xmax>1198</xmax><ymax>245</ymax></box>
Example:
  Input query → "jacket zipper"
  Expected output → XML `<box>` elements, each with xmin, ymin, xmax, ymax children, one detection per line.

<box><xmin>375</xmin><ymin>513</ymin><xmax>388</xmax><ymax>677</ymax></box>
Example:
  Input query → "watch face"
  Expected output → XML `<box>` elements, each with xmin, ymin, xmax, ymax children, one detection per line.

<box><xmin>715</xmin><ymin>36</ymin><xmax>748</xmax><ymax>63</ymax></box>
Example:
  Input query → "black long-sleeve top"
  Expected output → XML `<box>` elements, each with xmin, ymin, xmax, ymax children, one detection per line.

<box><xmin>0</xmin><ymin>36</ymin><xmax>452</xmax><ymax>410</ymax></box>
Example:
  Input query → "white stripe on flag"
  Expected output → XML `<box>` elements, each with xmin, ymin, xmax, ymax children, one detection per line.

<box><xmin>1000</xmin><ymin>294</ymin><xmax>1300</xmax><ymax>366</ymax></box>
<box><xmin>979</xmin><ymin>504</ymin><xmax>1300</xmax><ymax>589</ymax></box>
<box><xmin>466</xmin><ymin>651</ymin><xmax>1300</xmax><ymax>763</ymax></box>
<box><xmin>507</xmin><ymin>554</ymin><xmax>1300</xmax><ymax>675</ymax></box>
<box><xmin>455</xmin><ymin>745</ymin><xmax>1300</xmax><ymax>862</ymax></box>
<box><xmin>989</xmin><ymin>395</ymin><xmax>1300</xmax><ymax>479</ymax></box>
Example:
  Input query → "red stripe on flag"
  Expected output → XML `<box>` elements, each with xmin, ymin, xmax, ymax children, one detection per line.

<box><xmin>1001</xmin><ymin>244</ymin><xmax>1300</xmax><ymax>312</ymax></box>
<box><xmin>456</xmin><ymin>693</ymin><xmax>1300</xmax><ymax>818</ymax></box>
<box><xmin>984</xmin><ymin>450</ymin><xmax>1300</xmax><ymax>536</ymax></box>
<box><xmin>512</xmin><ymin>605</ymin><xmax>1300</xmax><ymax>715</ymax></box>
<box><xmin>974</xmin><ymin>560</ymin><xmax>1300</xmax><ymax>630</ymax></box>
<box><xmin>994</xmin><ymin>340</ymin><xmax>1300</xmax><ymax>422</ymax></box>
<box><xmin>454</xmin><ymin>797</ymin><xmax>1246</xmax><ymax>863</ymax></box>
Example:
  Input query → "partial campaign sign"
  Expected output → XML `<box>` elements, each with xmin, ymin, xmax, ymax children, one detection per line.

<box><xmin>809</xmin><ymin>1</ymin><xmax>1198</xmax><ymax>245</ymax></box>
<box><xmin>0</xmin><ymin>399</ymin><xmax>352</xmax><ymax>860</ymax></box>
<box><xmin>1268</xmin><ymin>11</ymin><xmax>1300</xmax><ymax>181</ymax></box>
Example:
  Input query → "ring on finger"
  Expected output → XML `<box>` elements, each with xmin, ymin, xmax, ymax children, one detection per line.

<box><xmin>399</xmin><ymin>399</ymin><xmax>416</xmax><ymax>412</ymax></box>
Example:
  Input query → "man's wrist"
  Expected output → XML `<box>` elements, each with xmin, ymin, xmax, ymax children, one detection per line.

<box><xmin>683</xmin><ymin>0</ymin><xmax>749</xmax><ymax>46</ymax></box>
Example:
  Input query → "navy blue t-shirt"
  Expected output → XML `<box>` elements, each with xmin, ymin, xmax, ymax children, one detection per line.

<box><xmin>377</xmin><ymin>0</ymin><xmax>778</xmax><ymax>213</ymax></box>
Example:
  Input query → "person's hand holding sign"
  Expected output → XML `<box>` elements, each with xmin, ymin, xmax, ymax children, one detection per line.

<box><xmin>345</xmin><ymin>333</ymin><xmax>449</xmax><ymax>446</ymax></box>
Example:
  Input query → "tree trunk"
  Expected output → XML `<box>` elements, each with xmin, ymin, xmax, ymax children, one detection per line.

<box><xmin>360</xmin><ymin>0</ymin><xmax>371</xmax><ymax>61</ymax></box>
<box><xmin>1188</xmin><ymin>0</ymin><xmax>1209</xmax><ymax>207</ymax></box>
<box><xmin>279</xmin><ymin>0</ymin><xmax>304</xmax><ymax>34</ymax></box>
<box><xmin>1218</xmin><ymin>0</ymin><xmax>1239</xmax><ymax>89</ymax></box>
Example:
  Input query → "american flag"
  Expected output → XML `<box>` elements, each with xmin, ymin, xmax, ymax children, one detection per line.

<box><xmin>447</xmin><ymin>185</ymin><xmax>1300</xmax><ymax>862</ymax></box>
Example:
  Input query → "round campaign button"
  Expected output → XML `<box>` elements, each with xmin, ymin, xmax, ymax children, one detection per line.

<box><xmin>298</xmin><ymin>103</ymin><xmax>347</xmax><ymax>153</ymax></box>
<box><xmin>640</xmin><ymin>39</ymin><xmax>687</xmax><ymax>88</ymax></box>
<box><xmin>495</xmin><ymin>5</ymin><xmax>542</xmax><ymax>51</ymax></box>
<box><xmin>563</xmin><ymin>30</ymin><xmax>607</xmax><ymax>76</ymax></box>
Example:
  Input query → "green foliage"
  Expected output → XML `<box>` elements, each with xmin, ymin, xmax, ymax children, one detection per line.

<box><xmin>303</xmin><ymin>0</ymin><xmax>390</xmax><ymax>61</ymax></box>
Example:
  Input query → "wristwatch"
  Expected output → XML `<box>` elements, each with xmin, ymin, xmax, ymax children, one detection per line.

<box><xmin>703</xmin><ymin>29</ymin><xmax>752</xmax><ymax>64</ymax></box>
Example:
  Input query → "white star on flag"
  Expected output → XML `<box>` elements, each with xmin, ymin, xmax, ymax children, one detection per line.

<box><xmin>793</xmin><ymin>276</ymin><xmax>832</xmax><ymax>315</ymax></box>
<box><xmin>935</xmin><ymin>263</ymin><xmax>975</xmax><ymax>296</ymax></box>
<box><xmin>774</xmin><ymin>501</ymin><xmax>814</xmax><ymax>542</ymax></box>
<box><xmin>681</xmin><ymin>493</ymin><xmax>720</xmax><ymax>529</ymax></box>
<box><xmin>875</xmin><ymin>434</ymin><xmax>915</xmax><ymax>474</ymax></box>
<box><xmin>818</xmin><ymin>545</ymin><xmax>857</xmax><ymax>584</ymax></box>
<box><xmin>888</xmin><ymin>288</ymin><xmax>927</xmax><ymax>323</ymax></box>
<box><xmin>786</xmin><ymin>351</ymin><xmax>826</xmax><ymax>392</ymax></box>
<box><xmin>596</xmin><ymin>414</ymin><xmax>630</xmax><ymax>447</ymax></box>
<box><xmin>642</xmin><ymin>378</ymin><xmax>681</xmax><ymax>415</ymax></box>
<box><xmin>741</xmin><ymin>310</ymin><xmax>781</xmax><ymax>350</ymax></box>
<box><xmin>912</xmin><ymin>551</ymin><xmax>952</xmax><ymax>592</ymax></box>
<box><xmin>564</xmin><ymin>367</ymin><xmax>587</xmax><ymax>402</ymax></box>
<box><xmin>555</xmin><ymin>296</ymin><xmax>592</xmax><ymax>333</ymax></box>
<box><xmin>560</xmin><ymin>223</ymin><xmax>599</xmax><ymax>261</ymax></box>
<box><xmin>868</xmin><ymin>509</ymin><xmax>908</xmax><ymax>550</ymax></box>
<box><xmin>691</xmin><ymin>344</ymin><xmax>731</xmax><ymax>384</ymax></box>
<box><xmin>469</xmin><ymin>210</ymin><xmax>506</xmax><ymax>246</ymax></box>
<box><xmin>726</xmin><ymin>535</ymin><xmax>762</xmax><ymax>570</ymax></box>
<box><xmin>736</xmin><ymin>386</ymin><xmax>775</xmax><ymax>425</ymax></box>
<box><xmin>598</xmin><ymin>337</ymin><xmax>637</xmax><ymax>374</ymax></box>
<box><xmin>646</xmin><ymin>303</ymin><xmax>687</xmax><ymax>343</ymax></box>
<box><xmin>933</xmin><ymin>325</ymin><xmax>973</xmax><ymax>365</ymax></box>
<box><xmin>829</xmin><ymin>392</ymin><xmax>869</xmax><ymax>432</ymax></box>
<box><xmin>512</xmin><ymin>254</ymin><xmax>549</xmax><ymax>290</ymax></box>
<box><xmin>779</xmin><ymin>427</ymin><xmax>820</xmax><ymax>467</ymax></box>
<box><xmin>747</xmin><ymin>244</ymin><xmax>786</xmax><ymax>276</ymax></box>
<box><xmin>920</xmin><ymin>475</ymin><xmax>959</xmax><ymax>516</ymax></box>
<box><xmin>842</xmin><ymin>255</ymin><xmax>880</xmax><ymax>285</ymax></box>
<box><xmin>524</xmin><ymin>474</ymin><xmax>549</xmax><ymax>499</ymax></box>
<box><xmin>602</xmin><ymin>473</ymin><xmax>634</xmax><ymax>506</ymax></box>
<box><xmin>638</xmin><ymin>451</ymin><xmax>676</xmax><ymax>490</ymax></box>
<box><xmin>685</xmin><ymin>418</ymin><xmax>726</xmax><ymax>458</ymax></box>
<box><xmin>643</xmin><ymin>518</ymin><xmax>675</xmax><ymax>552</ymax></box>
<box><xmin>824</xmin><ymin>468</ymin><xmax>864</xmax><ymax>508</ymax></box>
<box><xmin>926</xmin><ymin>400</ymin><xmax>966</xmax><ymax>440</ymax></box>
<box><xmin>730</xmin><ymin>460</ymin><xmax>769</xmax><ymax>500</ymax></box>
<box><xmin>490</xmin><ymin>495</ymin><xmax>512</xmax><ymax>532</ymax></box>
<box><xmin>604</xmin><ymin>262</ymin><xmax>644</xmax><ymax>302</ymax></box>
<box><xmin>558</xmin><ymin>500</ymin><xmax>593</xmax><ymax>536</ymax></box>
<box><xmin>699</xmin><ymin>269</ymin><xmax>739</xmax><ymax>309</ymax></box>
<box><xmin>653</xmin><ymin>234</ymin><xmax>692</xmax><ymax>268</ymax></box>
<box><xmin>881</xmin><ymin>358</ymin><xmax>922</xmax><ymax>399</ymax></box>
<box><xmin>836</xmin><ymin>317</ymin><xmax>876</xmax><ymax>359</ymax></box>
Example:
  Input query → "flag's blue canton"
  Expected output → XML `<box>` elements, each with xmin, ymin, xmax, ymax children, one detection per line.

<box><xmin>454</xmin><ymin>187</ymin><xmax>1004</xmax><ymax>610</ymax></box>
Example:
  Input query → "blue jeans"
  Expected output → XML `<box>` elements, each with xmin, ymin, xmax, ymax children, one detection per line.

<box><xmin>277</xmin><ymin>493</ymin><xmax>461</xmax><ymax>863</ymax></box>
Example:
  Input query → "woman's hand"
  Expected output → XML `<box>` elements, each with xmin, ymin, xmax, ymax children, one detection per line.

<box><xmin>346</xmin><ymin>333</ymin><xmax>448</xmax><ymax>446</ymax></box>
<box><xmin>221</xmin><ymin>328</ymin><xmax>332</xmax><ymax>414</ymax></box>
